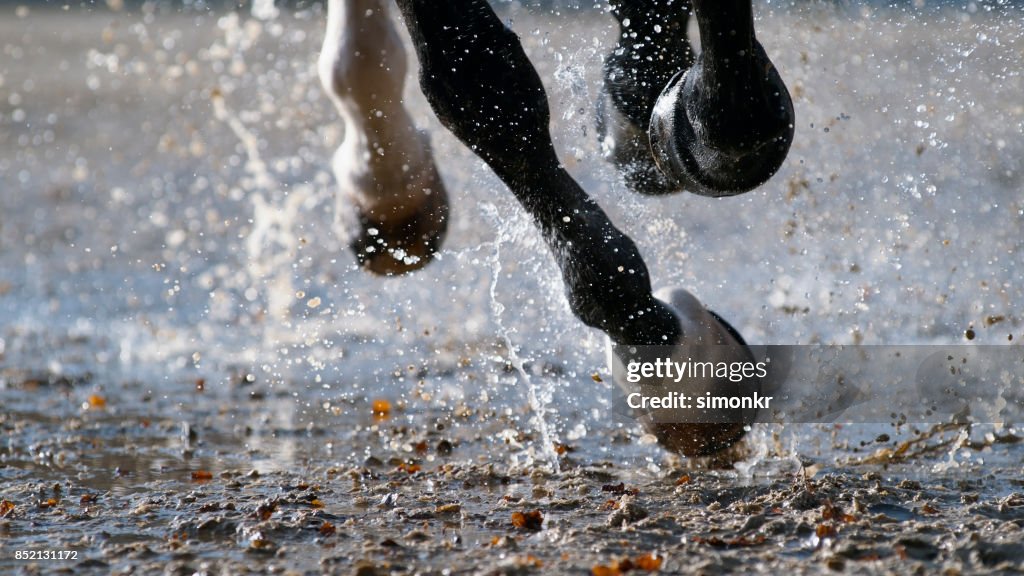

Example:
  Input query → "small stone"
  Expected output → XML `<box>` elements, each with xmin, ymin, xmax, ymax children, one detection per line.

<box><xmin>607</xmin><ymin>496</ymin><xmax>647</xmax><ymax>527</ymax></box>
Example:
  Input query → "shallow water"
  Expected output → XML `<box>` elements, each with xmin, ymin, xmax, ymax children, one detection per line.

<box><xmin>2</xmin><ymin>2</ymin><xmax>1024</xmax><ymax>574</ymax></box>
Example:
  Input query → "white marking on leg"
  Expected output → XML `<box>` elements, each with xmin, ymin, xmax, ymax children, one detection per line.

<box><xmin>318</xmin><ymin>0</ymin><xmax>444</xmax><ymax>242</ymax></box>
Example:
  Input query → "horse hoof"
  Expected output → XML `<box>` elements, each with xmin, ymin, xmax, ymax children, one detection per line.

<box><xmin>648</xmin><ymin>45</ymin><xmax>795</xmax><ymax>197</ymax></box>
<box><xmin>608</xmin><ymin>287</ymin><xmax>760</xmax><ymax>457</ymax></box>
<box><xmin>349</xmin><ymin>184</ymin><xmax>449</xmax><ymax>276</ymax></box>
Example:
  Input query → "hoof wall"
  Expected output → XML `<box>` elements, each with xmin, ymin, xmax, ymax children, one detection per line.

<box><xmin>608</xmin><ymin>287</ymin><xmax>761</xmax><ymax>457</ymax></box>
<box><xmin>350</xmin><ymin>188</ymin><xmax>449</xmax><ymax>276</ymax></box>
<box><xmin>649</xmin><ymin>60</ymin><xmax>794</xmax><ymax>197</ymax></box>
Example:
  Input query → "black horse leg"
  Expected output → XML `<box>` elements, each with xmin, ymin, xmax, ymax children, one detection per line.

<box><xmin>394</xmin><ymin>0</ymin><xmax>760</xmax><ymax>456</ymax></box>
<box><xmin>393</xmin><ymin>0</ymin><xmax>679</xmax><ymax>346</ymax></box>
<box><xmin>649</xmin><ymin>0</ymin><xmax>795</xmax><ymax>196</ymax></box>
<box><xmin>599</xmin><ymin>0</ymin><xmax>694</xmax><ymax>196</ymax></box>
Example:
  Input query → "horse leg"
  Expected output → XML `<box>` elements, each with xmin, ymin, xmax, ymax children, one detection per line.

<box><xmin>649</xmin><ymin>0</ymin><xmax>795</xmax><ymax>196</ymax></box>
<box><xmin>393</xmin><ymin>0</ymin><xmax>756</xmax><ymax>456</ymax></box>
<box><xmin>393</xmin><ymin>0</ymin><xmax>677</xmax><ymax>346</ymax></box>
<box><xmin>599</xmin><ymin>0</ymin><xmax>694</xmax><ymax>196</ymax></box>
<box><xmin>318</xmin><ymin>0</ymin><xmax>448</xmax><ymax>275</ymax></box>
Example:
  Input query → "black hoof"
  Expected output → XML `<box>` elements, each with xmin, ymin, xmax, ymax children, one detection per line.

<box><xmin>350</xmin><ymin>188</ymin><xmax>449</xmax><ymax>276</ymax></box>
<box><xmin>649</xmin><ymin>43</ymin><xmax>795</xmax><ymax>198</ymax></box>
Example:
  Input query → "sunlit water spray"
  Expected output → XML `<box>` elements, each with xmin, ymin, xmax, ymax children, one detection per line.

<box><xmin>480</xmin><ymin>203</ymin><xmax>562</xmax><ymax>472</ymax></box>
<box><xmin>211</xmin><ymin>92</ymin><xmax>293</xmax><ymax>323</ymax></box>
<box><xmin>251</xmin><ymin>0</ymin><xmax>280</xmax><ymax>22</ymax></box>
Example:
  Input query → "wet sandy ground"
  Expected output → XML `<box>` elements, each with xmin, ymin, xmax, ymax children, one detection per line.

<box><xmin>3</xmin><ymin>3</ymin><xmax>1024</xmax><ymax>575</ymax></box>
<box><xmin>3</xmin><ymin>369</ymin><xmax>1024</xmax><ymax>575</ymax></box>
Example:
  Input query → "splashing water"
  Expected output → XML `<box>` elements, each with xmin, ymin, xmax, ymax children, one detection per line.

<box><xmin>481</xmin><ymin>203</ymin><xmax>562</xmax><ymax>472</ymax></box>
<box><xmin>251</xmin><ymin>0</ymin><xmax>280</xmax><ymax>22</ymax></box>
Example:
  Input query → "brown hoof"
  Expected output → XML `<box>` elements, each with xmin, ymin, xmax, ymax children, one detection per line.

<box><xmin>350</xmin><ymin>186</ymin><xmax>449</xmax><ymax>276</ymax></box>
<box><xmin>649</xmin><ymin>422</ymin><xmax>748</xmax><ymax>458</ymax></box>
<box><xmin>609</xmin><ymin>287</ymin><xmax>761</xmax><ymax>458</ymax></box>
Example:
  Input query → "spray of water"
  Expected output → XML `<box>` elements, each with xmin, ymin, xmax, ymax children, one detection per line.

<box><xmin>479</xmin><ymin>203</ymin><xmax>562</xmax><ymax>472</ymax></box>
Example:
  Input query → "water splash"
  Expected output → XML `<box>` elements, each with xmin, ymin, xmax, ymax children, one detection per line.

<box><xmin>481</xmin><ymin>203</ymin><xmax>562</xmax><ymax>473</ymax></box>
<box><xmin>211</xmin><ymin>89</ymin><xmax>301</xmax><ymax>330</ymax></box>
<box><xmin>251</xmin><ymin>0</ymin><xmax>280</xmax><ymax>21</ymax></box>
